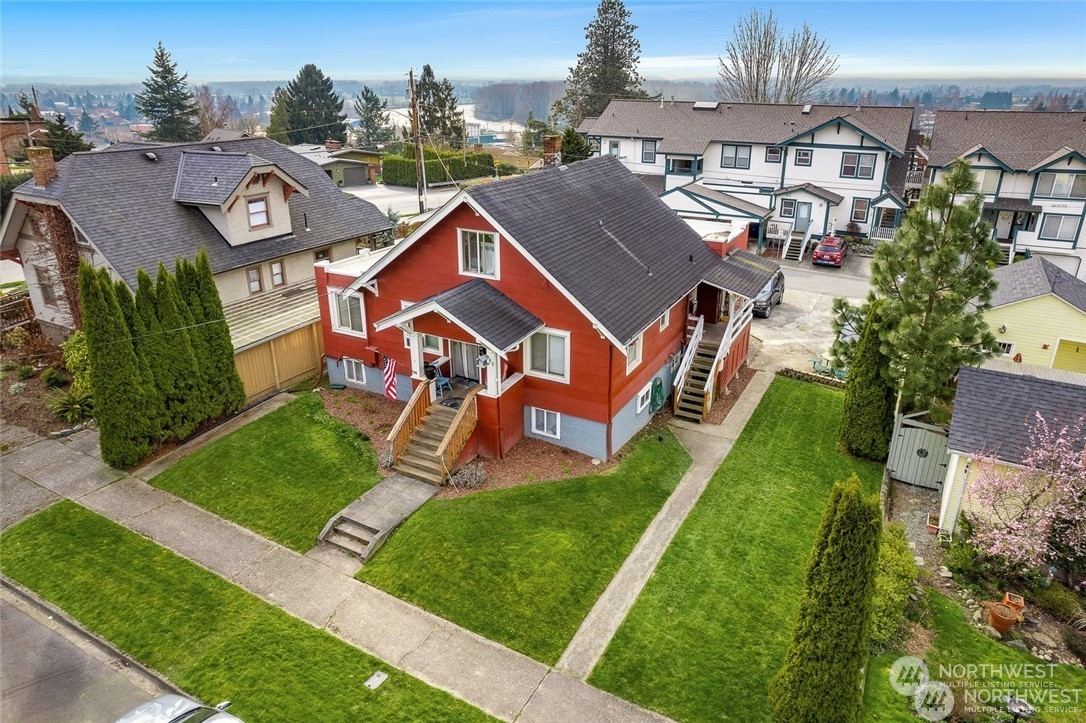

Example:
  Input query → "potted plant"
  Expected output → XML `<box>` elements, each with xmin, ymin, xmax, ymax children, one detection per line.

<box><xmin>926</xmin><ymin>513</ymin><xmax>940</xmax><ymax>534</ymax></box>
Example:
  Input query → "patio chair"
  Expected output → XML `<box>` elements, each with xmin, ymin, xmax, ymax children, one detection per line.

<box><xmin>434</xmin><ymin>375</ymin><xmax>453</xmax><ymax>398</ymax></box>
<box><xmin>833</xmin><ymin>366</ymin><xmax>848</xmax><ymax>381</ymax></box>
<box><xmin>809</xmin><ymin>356</ymin><xmax>833</xmax><ymax>376</ymax></box>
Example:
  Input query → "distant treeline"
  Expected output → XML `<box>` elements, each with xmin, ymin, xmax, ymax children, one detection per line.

<box><xmin>473</xmin><ymin>81</ymin><xmax>565</xmax><ymax>124</ymax></box>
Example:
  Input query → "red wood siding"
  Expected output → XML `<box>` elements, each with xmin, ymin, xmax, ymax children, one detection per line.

<box><xmin>716</xmin><ymin>322</ymin><xmax>751</xmax><ymax>390</ymax></box>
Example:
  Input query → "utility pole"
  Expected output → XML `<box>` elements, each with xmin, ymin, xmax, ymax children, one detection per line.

<box><xmin>408</xmin><ymin>69</ymin><xmax>427</xmax><ymax>214</ymax></box>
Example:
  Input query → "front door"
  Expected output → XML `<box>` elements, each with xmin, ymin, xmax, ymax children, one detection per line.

<box><xmin>795</xmin><ymin>202</ymin><xmax>812</xmax><ymax>233</ymax></box>
<box><xmin>450</xmin><ymin>341</ymin><xmax>482</xmax><ymax>381</ymax></box>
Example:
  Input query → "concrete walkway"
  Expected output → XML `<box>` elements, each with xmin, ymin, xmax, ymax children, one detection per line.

<box><xmin>556</xmin><ymin>370</ymin><xmax>776</xmax><ymax>679</ymax></box>
<box><xmin>0</xmin><ymin>400</ymin><xmax>671</xmax><ymax>722</ymax></box>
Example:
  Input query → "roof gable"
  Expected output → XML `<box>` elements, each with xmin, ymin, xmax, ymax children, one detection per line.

<box><xmin>777</xmin><ymin>116</ymin><xmax>901</xmax><ymax>155</ymax></box>
<box><xmin>929</xmin><ymin>111</ymin><xmax>1086</xmax><ymax>170</ymax></box>
<box><xmin>173</xmin><ymin>151</ymin><xmax>308</xmax><ymax>207</ymax></box>
<box><xmin>989</xmin><ymin>257</ymin><xmax>1086</xmax><ymax>314</ymax></box>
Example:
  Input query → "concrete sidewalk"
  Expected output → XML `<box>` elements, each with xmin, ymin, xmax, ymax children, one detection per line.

<box><xmin>0</xmin><ymin>408</ymin><xmax>671</xmax><ymax>722</ymax></box>
<box><xmin>556</xmin><ymin>370</ymin><xmax>775</xmax><ymax>679</ymax></box>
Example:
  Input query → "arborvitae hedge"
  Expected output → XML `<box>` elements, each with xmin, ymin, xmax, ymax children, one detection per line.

<box><xmin>839</xmin><ymin>301</ymin><xmax>897</xmax><ymax>461</ymax></box>
<box><xmin>155</xmin><ymin>264</ymin><xmax>203</xmax><ymax>439</ymax></box>
<box><xmin>193</xmin><ymin>249</ymin><xmax>246</xmax><ymax>415</ymax></box>
<box><xmin>78</xmin><ymin>263</ymin><xmax>151</xmax><ymax>468</ymax></box>
<box><xmin>381</xmin><ymin>149</ymin><xmax>496</xmax><ymax>187</ymax></box>
<box><xmin>770</xmin><ymin>476</ymin><xmax>882</xmax><ymax>723</ymax></box>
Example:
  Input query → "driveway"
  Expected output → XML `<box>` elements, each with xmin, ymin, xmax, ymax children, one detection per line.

<box><xmin>344</xmin><ymin>183</ymin><xmax>459</xmax><ymax>219</ymax></box>
<box><xmin>750</xmin><ymin>255</ymin><xmax>872</xmax><ymax>372</ymax></box>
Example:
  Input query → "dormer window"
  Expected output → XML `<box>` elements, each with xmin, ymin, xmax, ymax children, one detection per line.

<box><xmin>459</xmin><ymin>229</ymin><xmax>498</xmax><ymax>278</ymax></box>
<box><xmin>247</xmin><ymin>196</ymin><xmax>269</xmax><ymax>229</ymax></box>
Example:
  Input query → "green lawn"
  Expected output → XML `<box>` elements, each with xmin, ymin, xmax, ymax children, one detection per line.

<box><xmin>588</xmin><ymin>377</ymin><xmax>884</xmax><ymax>722</ymax></box>
<box><xmin>150</xmin><ymin>393</ymin><xmax>381</xmax><ymax>552</ymax></box>
<box><xmin>0</xmin><ymin>502</ymin><xmax>492</xmax><ymax>722</ymax></box>
<box><xmin>865</xmin><ymin>592</ymin><xmax>1086</xmax><ymax>722</ymax></box>
<box><xmin>358</xmin><ymin>427</ymin><xmax>691</xmax><ymax>665</ymax></box>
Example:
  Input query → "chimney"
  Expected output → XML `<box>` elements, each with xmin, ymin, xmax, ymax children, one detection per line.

<box><xmin>26</xmin><ymin>146</ymin><xmax>57</xmax><ymax>187</ymax></box>
<box><xmin>542</xmin><ymin>135</ymin><xmax>561</xmax><ymax>166</ymax></box>
<box><xmin>324</xmin><ymin>139</ymin><xmax>343</xmax><ymax>151</ymax></box>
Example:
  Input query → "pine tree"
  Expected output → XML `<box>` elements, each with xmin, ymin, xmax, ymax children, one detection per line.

<box><xmin>194</xmin><ymin>249</ymin><xmax>246</xmax><ymax>414</ymax></box>
<box><xmin>41</xmin><ymin>114</ymin><xmax>93</xmax><ymax>160</ymax></box>
<box><xmin>559</xmin><ymin>126</ymin><xmax>593</xmax><ymax>164</ymax></box>
<box><xmin>551</xmin><ymin>0</ymin><xmax>649</xmax><ymax>126</ymax></box>
<box><xmin>353</xmin><ymin>86</ymin><xmax>394</xmax><ymax>148</ymax></box>
<box><xmin>154</xmin><ymin>264</ymin><xmax>203</xmax><ymax>438</ymax></box>
<box><xmin>416</xmin><ymin>65</ymin><xmax>465</xmax><ymax>148</ymax></box>
<box><xmin>135</xmin><ymin>42</ymin><xmax>202</xmax><ymax>142</ymax></box>
<box><xmin>78</xmin><ymin>263</ymin><xmax>151</xmax><ymax>467</ymax></box>
<box><xmin>770</xmin><ymin>477</ymin><xmax>881</xmax><ymax>722</ymax></box>
<box><xmin>266</xmin><ymin>87</ymin><xmax>289</xmax><ymax>144</ymax></box>
<box><xmin>839</xmin><ymin>301</ymin><xmax>896</xmax><ymax>461</ymax></box>
<box><xmin>77</xmin><ymin>108</ymin><xmax>100</xmax><ymax>134</ymax></box>
<box><xmin>281</xmin><ymin>64</ymin><xmax>346</xmax><ymax>145</ymax></box>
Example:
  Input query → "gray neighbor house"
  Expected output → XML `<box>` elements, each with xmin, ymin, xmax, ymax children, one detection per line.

<box><xmin>0</xmin><ymin>136</ymin><xmax>390</xmax><ymax>402</ymax></box>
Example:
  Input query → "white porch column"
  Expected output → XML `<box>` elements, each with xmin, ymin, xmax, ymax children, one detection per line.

<box><xmin>404</xmin><ymin>325</ymin><xmax>424</xmax><ymax>378</ymax></box>
<box><xmin>481</xmin><ymin>345</ymin><xmax>500</xmax><ymax>396</ymax></box>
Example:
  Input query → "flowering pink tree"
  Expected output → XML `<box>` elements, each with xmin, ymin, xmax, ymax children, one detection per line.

<box><xmin>965</xmin><ymin>412</ymin><xmax>1086</xmax><ymax>570</ymax></box>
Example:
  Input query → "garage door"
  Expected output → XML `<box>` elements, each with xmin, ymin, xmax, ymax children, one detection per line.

<box><xmin>342</xmin><ymin>166</ymin><xmax>368</xmax><ymax>186</ymax></box>
<box><xmin>1054</xmin><ymin>339</ymin><xmax>1086</xmax><ymax>373</ymax></box>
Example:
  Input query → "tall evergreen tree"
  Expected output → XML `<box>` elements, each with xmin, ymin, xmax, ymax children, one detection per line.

<box><xmin>838</xmin><ymin>301</ymin><xmax>896</xmax><ymax>461</ymax></box>
<box><xmin>77</xmin><ymin>108</ymin><xmax>100</xmax><ymax>134</ymax></box>
<box><xmin>193</xmin><ymin>249</ymin><xmax>246</xmax><ymax>415</ymax></box>
<box><xmin>78</xmin><ymin>263</ymin><xmax>151</xmax><ymax>467</ymax></box>
<box><xmin>281</xmin><ymin>64</ymin><xmax>346</xmax><ymax>145</ymax></box>
<box><xmin>770</xmin><ymin>477</ymin><xmax>881</xmax><ymax>722</ymax></box>
<box><xmin>266</xmin><ymin>86</ymin><xmax>289</xmax><ymax>143</ymax></box>
<box><xmin>559</xmin><ymin>126</ymin><xmax>593</xmax><ymax>164</ymax></box>
<box><xmin>416</xmin><ymin>65</ymin><xmax>464</xmax><ymax>148</ymax></box>
<box><xmin>174</xmin><ymin>258</ymin><xmax>212</xmax><ymax>419</ymax></box>
<box><xmin>353</xmin><ymin>86</ymin><xmax>394</xmax><ymax>148</ymax></box>
<box><xmin>551</xmin><ymin>0</ymin><xmax>649</xmax><ymax>126</ymax></box>
<box><xmin>155</xmin><ymin>264</ymin><xmax>203</xmax><ymax>438</ymax></box>
<box><xmin>114</xmin><ymin>274</ymin><xmax>164</xmax><ymax>441</ymax></box>
<box><xmin>41</xmin><ymin>114</ymin><xmax>93</xmax><ymax>160</ymax></box>
<box><xmin>135</xmin><ymin>42</ymin><xmax>201</xmax><ymax>142</ymax></box>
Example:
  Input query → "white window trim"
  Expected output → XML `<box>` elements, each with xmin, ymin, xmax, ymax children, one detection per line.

<box><xmin>457</xmin><ymin>228</ymin><xmax>500</xmax><ymax>279</ymax></box>
<box><xmin>659</xmin><ymin>309</ymin><xmax>670</xmax><ymax>332</ymax></box>
<box><xmin>422</xmin><ymin>334</ymin><xmax>442</xmax><ymax>354</ymax></box>
<box><xmin>330</xmin><ymin>288</ymin><xmax>367</xmax><ymax>338</ymax></box>
<box><xmin>641</xmin><ymin>140</ymin><xmax>656</xmax><ymax>164</ymax></box>
<box><xmin>780</xmin><ymin>199</ymin><xmax>797</xmax><ymax>218</ymax></box>
<box><xmin>636</xmin><ymin>382</ymin><xmax>652</xmax><ymax>413</ymax></box>
<box><xmin>343</xmin><ymin>357</ymin><xmax>367</xmax><ymax>385</ymax></box>
<box><xmin>794</xmin><ymin>148</ymin><xmax>813</xmax><ymax>166</ymax></box>
<box><xmin>994</xmin><ymin>341</ymin><xmax>1015</xmax><ymax>357</ymax></box>
<box><xmin>525</xmin><ymin>327</ymin><xmax>571</xmax><ymax>384</ymax></box>
<box><xmin>625</xmin><ymin>333</ymin><xmax>643</xmax><ymax>375</ymax></box>
<box><xmin>531</xmin><ymin>407</ymin><xmax>561</xmax><ymax>439</ymax></box>
<box><xmin>1039</xmin><ymin>214</ymin><xmax>1078</xmax><ymax>242</ymax></box>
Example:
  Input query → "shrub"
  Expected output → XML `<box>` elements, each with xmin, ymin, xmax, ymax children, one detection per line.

<box><xmin>16</xmin><ymin>365</ymin><xmax>35</xmax><ymax>380</ymax></box>
<box><xmin>1029</xmin><ymin>584</ymin><xmax>1082</xmax><ymax>623</ymax></box>
<box><xmin>838</xmin><ymin>301</ymin><xmax>895</xmax><ymax>461</ymax></box>
<box><xmin>8</xmin><ymin>381</ymin><xmax>26</xmax><ymax>395</ymax></box>
<box><xmin>870</xmin><ymin>523</ymin><xmax>919</xmax><ymax>652</ymax></box>
<box><xmin>1062</xmin><ymin>625</ymin><xmax>1086</xmax><ymax>665</ymax></box>
<box><xmin>61</xmin><ymin>330</ymin><xmax>91</xmax><ymax>394</ymax></box>
<box><xmin>41</xmin><ymin>367</ymin><xmax>68</xmax><ymax>388</ymax></box>
<box><xmin>2</xmin><ymin>326</ymin><xmax>29</xmax><ymax>351</ymax></box>
<box><xmin>0</xmin><ymin>360</ymin><xmax>14</xmax><ymax>372</ymax></box>
<box><xmin>47</xmin><ymin>388</ymin><xmax>94</xmax><ymax>424</ymax></box>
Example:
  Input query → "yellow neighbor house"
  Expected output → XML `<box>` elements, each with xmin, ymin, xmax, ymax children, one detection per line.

<box><xmin>985</xmin><ymin>257</ymin><xmax>1086</xmax><ymax>373</ymax></box>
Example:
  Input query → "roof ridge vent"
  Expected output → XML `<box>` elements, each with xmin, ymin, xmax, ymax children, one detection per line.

<box><xmin>801</xmin><ymin>104</ymin><xmax>812</xmax><ymax>114</ymax></box>
<box><xmin>211</xmin><ymin>145</ymin><xmax>222</xmax><ymax>152</ymax></box>
<box><xmin>692</xmin><ymin>101</ymin><xmax>719</xmax><ymax>111</ymax></box>
<box><xmin>145</xmin><ymin>152</ymin><xmax>158</xmax><ymax>161</ymax></box>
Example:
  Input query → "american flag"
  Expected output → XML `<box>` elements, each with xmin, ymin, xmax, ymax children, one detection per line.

<box><xmin>383</xmin><ymin>357</ymin><xmax>397</xmax><ymax>400</ymax></box>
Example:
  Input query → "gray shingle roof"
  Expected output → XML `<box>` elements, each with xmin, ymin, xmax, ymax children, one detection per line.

<box><xmin>707</xmin><ymin>250</ymin><xmax>778</xmax><ymax>298</ymax></box>
<box><xmin>683</xmin><ymin>185</ymin><xmax>773</xmax><ymax>218</ymax></box>
<box><xmin>990</xmin><ymin>256</ymin><xmax>1086</xmax><ymax>313</ymax></box>
<box><xmin>928</xmin><ymin>111</ymin><xmax>1086</xmax><ymax>169</ymax></box>
<box><xmin>173</xmin><ymin>151</ymin><xmax>274</xmax><ymax>206</ymax></box>
<box><xmin>773</xmin><ymin>183</ymin><xmax>844</xmax><ymax>205</ymax></box>
<box><xmin>949</xmin><ymin>365</ymin><xmax>1086</xmax><ymax>463</ymax></box>
<box><xmin>465</xmin><ymin>155</ymin><xmax>773</xmax><ymax>345</ymax></box>
<box><xmin>12</xmin><ymin>137</ymin><xmax>390</xmax><ymax>287</ymax></box>
<box><xmin>983</xmin><ymin>198</ymin><xmax>1041</xmax><ymax>213</ymax></box>
<box><xmin>401</xmin><ymin>278</ymin><xmax>544</xmax><ymax>352</ymax></box>
<box><xmin>578</xmin><ymin>99</ymin><xmax>914</xmax><ymax>156</ymax></box>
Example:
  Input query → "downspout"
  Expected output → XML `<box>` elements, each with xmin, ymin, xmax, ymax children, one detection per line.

<box><xmin>605</xmin><ymin>343</ymin><xmax>614</xmax><ymax>461</ymax></box>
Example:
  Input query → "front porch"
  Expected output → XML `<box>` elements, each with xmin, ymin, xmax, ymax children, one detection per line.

<box><xmin>983</xmin><ymin>198</ymin><xmax>1041</xmax><ymax>265</ymax></box>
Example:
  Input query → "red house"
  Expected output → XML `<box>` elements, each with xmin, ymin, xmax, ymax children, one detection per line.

<box><xmin>315</xmin><ymin>155</ymin><xmax>776</xmax><ymax>484</ymax></box>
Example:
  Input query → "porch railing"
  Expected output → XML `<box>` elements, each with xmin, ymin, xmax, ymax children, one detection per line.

<box><xmin>869</xmin><ymin>226</ymin><xmax>897</xmax><ymax>241</ymax></box>
<box><xmin>436</xmin><ymin>385</ymin><xmax>483</xmax><ymax>479</ymax></box>
<box><xmin>905</xmin><ymin>169</ymin><xmax>925</xmax><ymax>187</ymax></box>
<box><xmin>386</xmin><ymin>380</ymin><xmax>432</xmax><ymax>465</ymax></box>
<box><xmin>701</xmin><ymin>300</ymin><xmax>753</xmax><ymax>412</ymax></box>
<box><xmin>673</xmin><ymin>315</ymin><xmax>705</xmax><ymax>412</ymax></box>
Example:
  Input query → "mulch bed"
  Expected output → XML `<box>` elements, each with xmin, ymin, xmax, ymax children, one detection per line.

<box><xmin>0</xmin><ymin>369</ymin><xmax>69</xmax><ymax>437</ymax></box>
<box><xmin>318</xmin><ymin>386</ymin><xmax>405</xmax><ymax>475</ymax></box>
<box><xmin>705</xmin><ymin>364</ymin><xmax>757</xmax><ymax>425</ymax></box>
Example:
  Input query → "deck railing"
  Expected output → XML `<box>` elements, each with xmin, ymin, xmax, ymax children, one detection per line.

<box><xmin>673</xmin><ymin>315</ymin><xmax>705</xmax><ymax>412</ymax></box>
<box><xmin>869</xmin><ymin>226</ymin><xmax>897</xmax><ymax>241</ymax></box>
<box><xmin>387</xmin><ymin>380</ymin><xmax>432</xmax><ymax>465</ymax></box>
<box><xmin>905</xmin><ymin>169</ymin><xmax>925</xmax><ymax>186</ymax></box>
<box><xmin>0</xmin><ymin>289</ymin><xmax>33</xmax><ymax>334</ymax></box>
<box><xmin>701</xmin><ymin>300</ymin><xmax>753</xmax><ymax>403</ymax></box>
<box><xmin>436</xmin><ymin>385</ymin><xmax>483</xmax><ymax>479</ymax></box>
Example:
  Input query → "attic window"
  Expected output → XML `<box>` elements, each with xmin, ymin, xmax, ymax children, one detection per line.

<box><xmin>247</xmin><ymin>196</ymin><xmax>269</xmax><ymax>229</ymax></box>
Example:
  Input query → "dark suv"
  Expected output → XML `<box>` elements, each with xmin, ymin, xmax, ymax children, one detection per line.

<box><xmin>752</xmin><ymin>269</ymin><xmax>785</xmax><ymax>318</ymax></box>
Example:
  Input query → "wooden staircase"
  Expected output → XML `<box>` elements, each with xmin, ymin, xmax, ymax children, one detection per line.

<box><xmin>393</xmin><ymin>404</ymin><xmax>458</xmax><ymax>484</ymax></box>
<box><xmin>782</xmin><ymin>231</ymin><xmax>806</xmax><ymax>261</ymax></box>
<box><xmin>674</xmin><ymin>340</ymin><xmax>717</xmax><ymax>423</ymax></box>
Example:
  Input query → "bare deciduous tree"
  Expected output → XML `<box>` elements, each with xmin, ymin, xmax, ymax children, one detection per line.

<box><xmin>716</xmin><ymin>9</ymin><xmax>838</xmax><ymax>104</ymax></box>
<box><xmin>195</xmin><ymin>85</ymin><xmax>238</xmax><ymax>136</ymax></box>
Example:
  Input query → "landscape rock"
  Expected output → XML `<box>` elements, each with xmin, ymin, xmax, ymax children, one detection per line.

<box><xmin>983</xmin><ymin>626</ymin><xmax>1003</xmax><ymax>639</ymax></box>
<box><xmin>1029</xmin><ymin>632</ymin><xmax>1059</xmax><ymax>649</ymax></box>
<box><xmin>939</xmin><ymin>570</ymin><xmax>954</xmax><ymax>578</ymax></box>
<box><xmin>915</xmin><ymin>556</ymin><xmax>925</xmax><ymax>567</ymax></box>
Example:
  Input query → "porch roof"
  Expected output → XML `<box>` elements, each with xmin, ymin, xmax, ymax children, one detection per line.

<box><xmin>374</xmin><ymin>278</ymin><xmax>544</xmax><ymax>353</ymax></box>
<box><xmin>224</xmin><ymin>278</ymin><xmax>320</xmax><ymax>352</ymax></box>
<box><xmin>773</xmin><ymin>182</ymin><xmax>844</xmax><ymax>205</ymax></box>
<box><xmin>702</xmin><ymin>250</ymin><xmax>780</xmax><ymax>299</ymax></box>
<box><xmin>983</xmin><ymin>197</ymin><xmax>1041</xmax><ymax>214</ymax></box>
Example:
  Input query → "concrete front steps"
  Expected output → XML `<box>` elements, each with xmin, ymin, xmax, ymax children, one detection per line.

<box><xmin>319</xmin><ymin>474</ymin><xmax>438</xmax><ymax>562</ymax></box>
<box><xmin>674</xmin><ymin>341</ymin><xmax>716</xmax><ymax>423</ymax></box>
<box><xmin>393</xmin><ymin>404</ymin><xmax>459</xmax><ymax>485</ymax></box>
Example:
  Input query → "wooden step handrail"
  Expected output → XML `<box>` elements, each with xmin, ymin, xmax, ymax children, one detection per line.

<box><xmin>387</xmin><ymin>380</ymin><xmax>432</xmax><ymax>465</ymax></box>
<box><xmin>435</xmin><ymin>385</ymin><xmax>483</xmax><ymax>479</ymax></box>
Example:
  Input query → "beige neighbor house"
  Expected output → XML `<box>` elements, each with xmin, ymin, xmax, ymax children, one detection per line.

<box><xmin>938</xmin><ymin>361</ymin><xmax>1086</xmax><ymax>535</ymax></box>
<box><xmin>984</xmin><ymin>256</ymin><xmax>1086</xmax><ymax>373</ymax></box>
<box><xmin>0</xmin><ymin>137</ymin><xmax>390</xmax><ymax>402</ymax></box>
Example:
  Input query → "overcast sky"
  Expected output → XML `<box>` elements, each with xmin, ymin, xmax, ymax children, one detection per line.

<box><xmin>2</xmin><ymin>0</ymin><xmax>1084</xmax><ymax>83</ymax></box>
